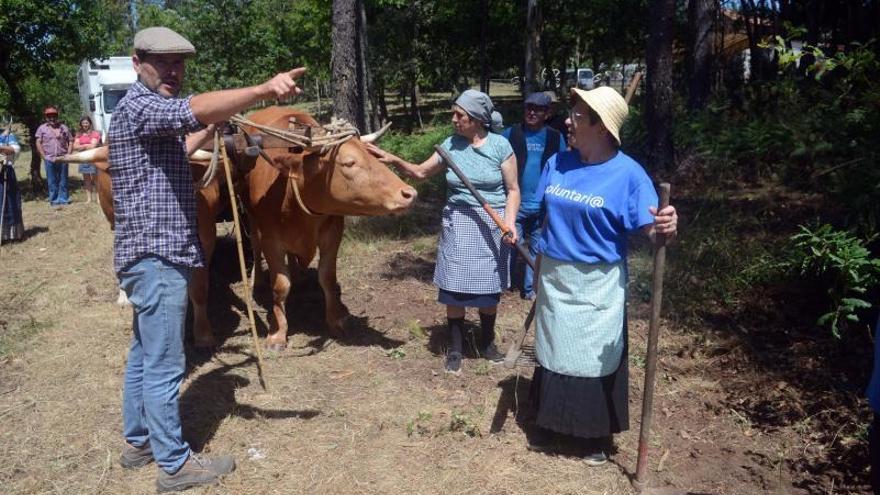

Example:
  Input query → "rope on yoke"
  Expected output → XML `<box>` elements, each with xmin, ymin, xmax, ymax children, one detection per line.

<box><xmin>218</xmin><ymin>129</ymin><xmax>268</xmax><ymax>389</ymax></box>
<box><xmin>228</xmin><ymin>114</ymin><xmax>359</xmax><ymax>154</ymax></box>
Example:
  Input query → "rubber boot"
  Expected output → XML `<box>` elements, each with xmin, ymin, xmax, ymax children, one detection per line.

<box><xmin>445</xmin><ymin>317</ymin><xmax>464</xmax><ymax>374</ymax></box>
<box><xmin>478</xmin><ymin>312</ymin><xmax>503</xmax><ymax>362</ymax></box>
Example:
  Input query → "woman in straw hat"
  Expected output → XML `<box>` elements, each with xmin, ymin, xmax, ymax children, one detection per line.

<box><xmin>526</xmin><ymin>86</ymin><xmax>678</xmax><ymax>465</ymax></box>
<box><xmin>367</xmin><ymin>90</ymin><xmax>519</xmax><ymax>375</ymax></box>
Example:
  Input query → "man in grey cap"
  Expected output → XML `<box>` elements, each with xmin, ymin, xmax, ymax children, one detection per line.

<box><xmin>502</xmin><ymin>92</ymin><xmax>566</xmax><ymax>301</ymax></box>
<box><xmin>110</xmin><ymin>26</ymin><xmax>305</xmax><ymax>492</ymax></box>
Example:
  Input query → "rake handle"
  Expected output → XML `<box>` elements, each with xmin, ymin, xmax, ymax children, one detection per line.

<box><xmin>433</xmin><ymin>145</ymin><xmax>535</xmax><ymax>271</ymax></box>
<box><xmin>633</xmin><ymin>182</ymin><xmax>671</xmax><ymax>491</ymax></box>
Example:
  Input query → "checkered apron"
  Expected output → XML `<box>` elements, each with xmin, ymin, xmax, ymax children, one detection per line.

<box><xmin>433</xmin><ymin>204</ymin><xmax>510</xmax><ymax>294</ymax></box>
<box><xmin>534</xmin><ymin>256</ymin><xmax>626</xmax><ymax>377</ymax></box>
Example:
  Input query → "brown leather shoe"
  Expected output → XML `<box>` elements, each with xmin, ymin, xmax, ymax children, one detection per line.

<box><xmin>119</xmin><ymin>441</ymin><xmax>154</xmax><ymax>469</ymax></box>
<box><xmin>155</xmin><ymin>453</ymin><xmax>235</xmax><ymax>493</ymax></box>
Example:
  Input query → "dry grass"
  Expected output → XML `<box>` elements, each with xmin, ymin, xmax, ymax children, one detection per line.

<box><xmin>0</xmin><ymin>151</ymin><xmax>824</xmax><ymax>495</ymax></box>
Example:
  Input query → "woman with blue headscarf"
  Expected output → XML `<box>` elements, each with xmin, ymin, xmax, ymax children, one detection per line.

<box><xmin>367</xmin><ymin>90</ymin><xmax>520</xmax><ymax>374</ymax></box>
<box><xmin>0</xmin><ymin>124</ymin><xmax>23</xmax><ymax>242</ymax></box>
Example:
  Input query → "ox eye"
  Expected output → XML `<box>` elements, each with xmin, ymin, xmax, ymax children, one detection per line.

<box><xmin>341</xmin><ymin>157</ymin><xmax>357</xmax><ymax>168</ymax></box>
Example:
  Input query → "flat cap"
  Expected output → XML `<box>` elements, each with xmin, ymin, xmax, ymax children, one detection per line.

<box><xmin>134</xmin><ymin>27</ymin><xmax>195</xmax><ymax>56</ymax></box>
<box><xmin>524</xmin><ymin>92</ymin><xmax>552</xmax><ymax>107</ymax></box>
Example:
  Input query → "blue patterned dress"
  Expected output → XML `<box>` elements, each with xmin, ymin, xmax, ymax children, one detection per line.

<box><xmin>0</xmin><ymin>130</ymin><xmax>23</xmax><ymax>242</ymax></box>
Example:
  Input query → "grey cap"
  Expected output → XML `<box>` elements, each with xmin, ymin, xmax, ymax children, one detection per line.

<box><xmin>134</xmin><ymin>27</ymin><xmax>196</xmax><ymax>56</ymax></box>
<box><xmin>524</xmin><ymin>92</ymin><xmax>552</xmax><ymax>107</ymax></box>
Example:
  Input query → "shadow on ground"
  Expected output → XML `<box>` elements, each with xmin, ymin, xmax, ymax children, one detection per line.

<box><xmin>180</xmin><ymin>358</ymin><xmax>320</xmax><ymax>451</ymax></box>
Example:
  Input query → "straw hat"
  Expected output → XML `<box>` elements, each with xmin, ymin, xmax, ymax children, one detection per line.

<box><xmin>570</xmin><ymin>86</ymin><xmax>628</xmax><ymax>145</ymax></box>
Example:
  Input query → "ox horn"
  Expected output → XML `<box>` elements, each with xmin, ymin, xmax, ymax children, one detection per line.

<box><xmin>189</xmin><ymin>149</ymin><xmax>214</xmax><ymax>161</ymax></box>
<box><xmin>359</xmin><ymin>121</ymin><xmax>392</xmax><ymax>144</ymax></box>
<box><xmin>56</xmin><ymin>146</ymin><xmax>109</xmax><ymax>164</ymax></box>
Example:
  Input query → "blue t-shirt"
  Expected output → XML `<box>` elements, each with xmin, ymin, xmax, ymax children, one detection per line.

<box><xmin>441</xmin><ymin>133</ymin><xmax>513</xmax><ymax>208</ymax></box>
<box><xmin>535</xmin><ymin>150</ymin><xmax>658</xmax><ymax>264</ymax></box>
<box><xmin>502</xmin><ymin>126</ymin><xmax>566</xmax><ymax>212</ymax></box>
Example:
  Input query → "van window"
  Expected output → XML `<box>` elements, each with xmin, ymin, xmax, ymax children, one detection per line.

<box><xmin>103</xmin><ymin>89</ymin><xmax>128</xmax><ymax>113</ymax></box>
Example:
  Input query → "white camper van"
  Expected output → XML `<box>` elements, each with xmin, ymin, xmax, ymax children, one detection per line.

<box><xmin>76</xmin><ymin>57</ymin><xmax>137</xmax><ymax>139</ymax></box>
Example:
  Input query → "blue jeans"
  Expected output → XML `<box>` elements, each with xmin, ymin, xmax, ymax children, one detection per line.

<box><xmin>44</xmin><ymin>159</ymin><xmax>69</xmax><ymax>205</ymax></box>
<box><xmin>510</xmin><ymin>208</ymin><xmax>543</xmax><ymax>297</ymax></box>
<box><xmin>119</xmin><ymin>256</ymin><xmax>192</xmax><ymax>473</ymax></box>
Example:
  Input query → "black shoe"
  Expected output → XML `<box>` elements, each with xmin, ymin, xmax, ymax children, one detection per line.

<box><xmin>583</xmin><ymin>450</ymin><xmax>608</xmax><ymax>466</ymax></box>
<box><xmin>526</xmin><ymin>427</ymin><xmax>555</xmax><ymax>453</ymax></box>
<box><xmin>445</xmin><ymin>352</ymin><xmax>462</xmax><ymax>375</ymax></box>
<box><xmin>480</xmin><ymin>343</ymin><xmax>505</xmax><ymax>363</ymax></box>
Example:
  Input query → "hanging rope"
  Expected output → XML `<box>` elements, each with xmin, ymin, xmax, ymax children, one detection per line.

<box><xmin>218</xmin><ymin>129</ymin><xmax>269</xmax><ymax>389</ymax></box>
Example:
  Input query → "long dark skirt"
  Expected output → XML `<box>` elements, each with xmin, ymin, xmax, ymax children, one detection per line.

<box><xmin>530</xmin><ymin>325</ymin><xmax>629</xmax><ymax>440</ymax></box>
<box><xmin>0</xmin><ymin>163</ymin><xmax>24</xmax><ymax>242</ymax></box>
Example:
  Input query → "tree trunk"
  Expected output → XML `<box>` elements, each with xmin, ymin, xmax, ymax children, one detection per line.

<box><xmin>479</xmin><ymin>0</ymin><xmax>491</xmax><ymax>94</ymax></box>
<box><xmin>331</xmin><ymin>0</ymin><xmax>365</xmax><ymax>130</ymax></box>
<box><xmin>410</xmin><ymin>74</ymin><xmax>423</xmax><ymax>129</ymax></box>
<box><xmin>357</xmin><ymin>0</ymin><xmax>376</xmax><ymax>132</ymax></box>
<box><xmin>376</xmin><ymin>75</ymin><xmax>388</xmax><ymax>123</ymax></box>
<box><xmin>524</xmin><ymin>0</ymin><xmax>542</xmax><ymax>96</ymax></box>
<box><xmin>646</xmin><ymin>0</ymin><xmax>676</xmax><ymax>173</ymax></box>
<box><xmin>687</xmin><ymin>0</ymin><xmax>716</xmax><ymax>110</ymax></box>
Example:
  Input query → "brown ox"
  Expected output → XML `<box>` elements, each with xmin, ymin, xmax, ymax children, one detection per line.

<box><xmin>60</xmin><ymin>106</ymin><xmax>416</xmax><ymax>351</ymax></box>
<box><xmin>59</xmin><ymin>146</ymin><xmax>228</xmax><ymax>348</ymax></box>
<box><xmin>239</xmin><ymin>107</ymin><xmax>416</xmax><ymax>349</ymax></box>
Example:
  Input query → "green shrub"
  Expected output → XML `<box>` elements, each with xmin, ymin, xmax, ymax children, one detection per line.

<box><xmin>785</xmin><ymin>224</ymin><xmax>880</xmax><ymax>337</ymax></box>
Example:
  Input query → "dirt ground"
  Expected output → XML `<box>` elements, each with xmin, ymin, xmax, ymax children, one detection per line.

<box><xmin>0</xmin><ymin>153</ymin><xmax>872</xmax><ymax>494</ymax></box>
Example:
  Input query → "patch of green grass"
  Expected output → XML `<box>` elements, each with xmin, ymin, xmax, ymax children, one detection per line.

<box><xmin>629</xmin><ymin>351</ymin><xmax>646</xmax><ymax>369</ymax></box>
<box><xmin>472</xmin><ymin>361</ymin><xmax>492</xmax><ymax>376</ymax></box>
<box><xmin>386</xmin><ymin>348</ymin><xmax>406</xmax><ymax>360</ymax></box>
<box><xmin>410</xmin><ymin>237</ymin><xmax>435</xmax><ymax>256</ymax></box>
<box><xmin>406</xmin><ymin>319</ymin><xmax>426</xmax><ymax>340</ymax></box>
<box><xmin>406</xmin><ymin>411</ymin><xmax>433</xmax><ymax>437</ymax></box>
<box><xmin>448</xmin><ymin>410</ymin><xmax>482</xmax><ymax>437</ymax></box>
<box><xmin>0</xmin><ymin>316</ymin><xmax>52</xmax><ymax>359</ymax></box>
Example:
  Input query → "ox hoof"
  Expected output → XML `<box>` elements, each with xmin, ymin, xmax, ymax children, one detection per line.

<box><xmin>266</xmin><ymin>343</ymin><xmax>287</xmax><ymax>353</ymax></box>
<box><xmin>327</xmin><ymin>316</ymin><xmax>351</xmax><ymax>335</ymax></box>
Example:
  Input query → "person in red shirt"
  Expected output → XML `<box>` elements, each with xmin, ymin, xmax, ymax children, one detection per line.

<box><xmin>34</xmin><ymin>106</ymin><xmax>73</xmax><ymax>207</ymax></box>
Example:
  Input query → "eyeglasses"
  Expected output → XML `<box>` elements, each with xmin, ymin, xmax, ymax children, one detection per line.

<box><xmin>525</xmin><ymin>105</ymin><xmax>548</xmax><ymax>115</ymax></box>
<box><xmin>568</xmin><ymin>109</ymin><xmax>586</xmax><ymax>122</ymax></box>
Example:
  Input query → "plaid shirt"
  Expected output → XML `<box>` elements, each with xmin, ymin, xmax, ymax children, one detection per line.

<box><xmin>108</xmin><ymin>81</ymin><xmax>205</xmax><ymax>273</ymax></box>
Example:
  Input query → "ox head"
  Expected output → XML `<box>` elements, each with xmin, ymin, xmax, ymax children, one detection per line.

<box><xmin>251</xmin><ymin>108</ymin><xmax>417</xmax><ymax>216</ymax></box>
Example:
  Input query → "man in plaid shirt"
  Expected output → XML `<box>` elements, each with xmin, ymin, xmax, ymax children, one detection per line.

<box><xmin>112</xmin><ymin>26</ymin><xmax>305</xmax><ymax>493</ymax></box>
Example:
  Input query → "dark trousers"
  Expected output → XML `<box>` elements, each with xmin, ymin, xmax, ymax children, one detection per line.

<box><xmin>872</xmin><ymin>413</ymin><xmax>880</xmax><ymax>494</ymax></box>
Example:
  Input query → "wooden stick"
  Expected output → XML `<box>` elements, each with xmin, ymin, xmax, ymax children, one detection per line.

<box><xmin>633</xmin><ymin>182</ymin><xmax>671</xmax><ymax>492</ymax></box>
<box><xmin>219</xmin><ymin>132</ymin><xmax>268</xmax><ymax>390</ymax></box>
<box><xmin>625</xmin><ymin>71</ymin><xmax>643</xmax><ymax>103</ymax></box>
